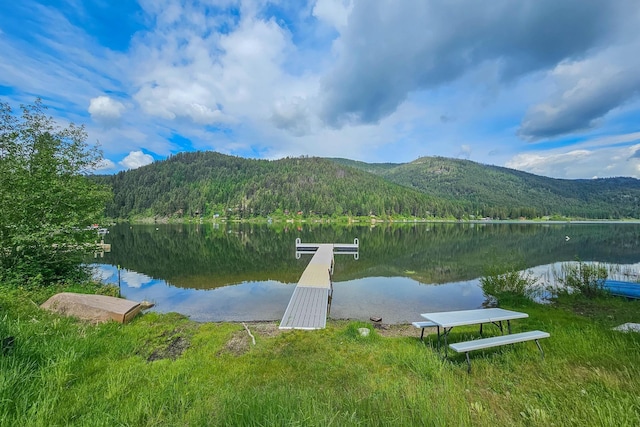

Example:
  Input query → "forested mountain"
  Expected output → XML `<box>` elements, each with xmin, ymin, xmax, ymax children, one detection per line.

<box><xmin>97</xmin><ymin>152</ymin><xmax>449</xmax><ymax>219</ymax></box>
<box><xmin>96</xmin><ymin>151</ymin><xmax>640</xmax><ymax>220</ymax></box>
<box><xmin>331</xmin><ymin>157</ymin><xmax>640</xmax><ymax>219</ymax></box>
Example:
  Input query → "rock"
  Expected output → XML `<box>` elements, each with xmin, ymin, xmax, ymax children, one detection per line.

<box><xmin>140</xmin><ymin>301</ymin><xmax>155</xmax><ymax>310</ymax></box>
<box><xmin>370</xmin><ymin>316</ymin><xmax>382</xmax><ymax>322</ymax></box>
<box><xmin>613</xmin><ymin>323</ymin><xmax>640</xmax><ymax>333</ymax></box>
<box><xmin>358</xmin><ymin>327</ymin><xmax>370</xmax><ymax>337</ymax></box>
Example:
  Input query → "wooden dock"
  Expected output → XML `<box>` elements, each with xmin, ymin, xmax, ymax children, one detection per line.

<box><xmin>280</xmin><ymin>239</ymin><xmax>358</xmax><ymax>330</ymax></box>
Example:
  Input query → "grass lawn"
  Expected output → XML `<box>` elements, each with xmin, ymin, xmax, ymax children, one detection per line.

<box><xmin>1</xmin><ymin>284</ymin><xmax>639</xmax><ymax>426</ymax></box>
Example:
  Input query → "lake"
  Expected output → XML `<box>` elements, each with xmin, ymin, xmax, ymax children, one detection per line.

<box><xmin>92</xmin><ymin>222</ymin><xmax>640</xmax><ymax>324</ymax></box>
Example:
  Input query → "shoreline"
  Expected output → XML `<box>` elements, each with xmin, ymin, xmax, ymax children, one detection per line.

<box><xmin>122</xmin><ymin>217</ymin><xmax>640</xmax><ymax>225</ymax></box>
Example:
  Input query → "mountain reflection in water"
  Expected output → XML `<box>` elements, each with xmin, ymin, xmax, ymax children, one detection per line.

<box><xmin>92</xmin><ymin>222</ymin><xmax>640</xmax><ymax>323</ymax></box>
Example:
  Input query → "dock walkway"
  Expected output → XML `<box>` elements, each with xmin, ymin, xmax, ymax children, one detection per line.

<box><xmin>279</xmin><ymin>240</ymin><xmax>358</xmax><ymax>330</ymax></box>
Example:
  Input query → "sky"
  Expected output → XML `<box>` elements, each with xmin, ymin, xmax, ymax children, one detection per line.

<box><xmin>1</xmin><ymin>0</ymin><xmax>640</xmax><ymax>179</ymax></box>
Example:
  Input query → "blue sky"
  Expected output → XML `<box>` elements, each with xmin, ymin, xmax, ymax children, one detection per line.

<box><xmin>1</xmin><ymin>0</ymin><xmax>639</xmax><ymax>179</ymax></box>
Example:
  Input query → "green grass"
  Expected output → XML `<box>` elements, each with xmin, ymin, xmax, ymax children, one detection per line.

<box><xmin>1</xmin><ymin>285</ymin><xmax>639</xmax><ymax>426</ymax></box>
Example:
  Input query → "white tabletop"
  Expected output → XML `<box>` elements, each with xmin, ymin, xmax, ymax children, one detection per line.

<box><xmin>420</xmin><ymin>308</ymin><xmax>528</xmax><ymax>328</ymax></box>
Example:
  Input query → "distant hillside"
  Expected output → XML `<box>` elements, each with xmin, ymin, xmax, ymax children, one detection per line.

<box><xmin>96</xmin><ymin>152</ymin><xmax>448</xmax><ymax>219</ymax></box>
<box><xmin>331</xmin><ymin>156</ymin><xmax>640</xmax><ymax>219</ymax></box>
<box><xmin>326</xmin><ymin>158</ymin><xmax>401</xmax><ymax>175</ymax></box>
<box><xmin>96</xmin><ymin>151</ymin><xmax>640</xmax><ymax>220</ymax></box>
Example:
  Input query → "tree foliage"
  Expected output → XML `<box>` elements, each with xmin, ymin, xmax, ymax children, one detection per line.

<box><xmin>96</xmin><ymin>152</ymin><xmax>452</xmax><ymax>219</ymax></box>
<box><xmin>335</xmin><ymin>156</ymin><xmax>640</xmax><ymax>219</ymax></box>
<box><xmin>98</xmin><ymin>152</ymin><xmax>640</xmax><ymax>221</ymax></box>
<box><xmin>0</xmin><ymin>100</ymin><xmax>111</xmax><ymax>285</ymax></box>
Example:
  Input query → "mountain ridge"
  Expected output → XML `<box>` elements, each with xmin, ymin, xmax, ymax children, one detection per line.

<box><xmin>95</xmin><ymin>151</ymin><xmax>640</xmax><ymax>220</ymax></box>
<box><xmin>330</xmin><ymin>156</ymin><xmax>640</xmax><ymax>219</ymax></box>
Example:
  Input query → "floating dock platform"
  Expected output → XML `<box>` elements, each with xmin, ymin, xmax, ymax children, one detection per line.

<box><xmin>279</xmin><ymin>239</ymin><xmax>359</xmax><ymax>330</ymax></box>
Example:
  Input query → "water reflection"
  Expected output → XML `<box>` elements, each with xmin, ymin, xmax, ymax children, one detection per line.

<box><xmin>92</xmin><ymin>264</ymin><xmax>486</xmax><ymax>323</ymax></box>
<box><xmin>93</xmin><ymin>264</ymin><xmax>296</xmax><ymax>322</ymax></box>
<box><xmin>92</xmin><ymin>222</ymin><xmax>640</xmax><ymax>323</ymax></box>
<box><xmin>330</xmin><ymin>277</ymin><xmax>485</xmax><ymax>324</ymax></box>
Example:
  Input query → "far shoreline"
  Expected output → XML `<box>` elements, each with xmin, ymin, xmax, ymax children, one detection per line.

<box><xmin>120</xmin><ymin>216</ymin><xmax>640</xmax><ymax>226</ymax></box>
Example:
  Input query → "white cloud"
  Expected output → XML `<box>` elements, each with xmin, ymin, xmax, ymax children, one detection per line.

<box><xmin>519</xmin><ymin>41</ymin><xmax>640</xmax><ymax>140</ymax></box>
<box><xmin>457</xmin><ymin>144</ymin><xmax>472</xmax><ymax>159</ymax></box>
<box><xmin>270</xmin><ymin>97</ymin><xmax>311</xmax><ymax>136</ymax></box>
<box><xmin>95</xmin><ymin>158</ymin><xmax>116</xmax><ymax>171</ymax></box>
<box><xmin>121</xmin><ymin>270</ymin><xmax>152</xmax><ymax>288</ymax></box>
<box><xmin>319</xmin><ymin>0</ymin><xmax>626</xmax><ymax>127</ymax></box>
<box><xmin>3</xmin><ymin>0</ymin><xmax>640</xmax><ymax>180</ymax></box>
<box><xmin>506</xmin><ymin>145</ymin><xmax>640</xmax><ymax>179</ymax></box>
<box><xmin>312</xmin><ymin>0</ymin><xmax>353</xmax><ymax>30</ymax></box>
<box><xmin>131</xmin><ymin>4</ymin><xmax>293</xmax><ymax>127</ymax></box>
<box><xmin>119</xmin><ymin>150</ymin><xmax>154</xmax><ymax>170</ymax></box>
<box><xmin>88</xmin><ymin>95</ymin><xmax>126</xmax><ymax>126</ymax></box>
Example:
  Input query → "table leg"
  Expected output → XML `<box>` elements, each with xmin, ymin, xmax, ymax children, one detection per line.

<box><xmin>490</xmin><ymin>321</ymin><xmax>503</xmax><ymax>334</ymax></box>
<box><xmin>443</xmin><ymin>327</ymin><xmax>452</xmax><ymax>357</ymax></box>
<box><xmin>444</xmin><ymin>328</ymin><xmax>448</xmax><ymax>357</ymax></box>
<box><xmin>507</xmin><ymin>320</ymin><xmax>512</xmax><ymax>334</ymax></box>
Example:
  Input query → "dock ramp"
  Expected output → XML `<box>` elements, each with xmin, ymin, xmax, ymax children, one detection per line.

<box><xmin>279</xmin><ymin>239</ymin><xmax>358</xmax><ymax>330</ymax></box>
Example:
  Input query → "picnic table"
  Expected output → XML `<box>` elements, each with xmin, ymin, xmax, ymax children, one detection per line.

<box><xmin>420</xmin><ymin>308</ymin><xmax>529</xmax><ymax>355</ymax></box>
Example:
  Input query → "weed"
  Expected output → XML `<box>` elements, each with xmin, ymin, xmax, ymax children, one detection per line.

<box><xmin>480</xmin><ymin>263</ymin><xmax>538</xmax><ymax>302</ymax></box>
<box><xmin>556</xmin><ymin>260</ymin><xmax>608</xmax><ymax>298</ymax></box>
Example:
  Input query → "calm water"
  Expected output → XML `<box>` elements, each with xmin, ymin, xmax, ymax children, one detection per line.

<box><xmin>92</xmin><ymin>222</ymin><xmax>640</xmax><ymax>323</ymax></box>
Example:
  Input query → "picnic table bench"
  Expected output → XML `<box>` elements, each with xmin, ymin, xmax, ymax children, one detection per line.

<box><xmin>419</xmin><ymin>308</ymin><xmax>549</xmax><ymax>372</ymax></box>
<box><xmin>411</xmin><ymin>321</ymin><xmax>438</xmax><ymax>340</ymax></box>
<box><xmin>449</xmin><ymin>330</ymin><xmax>550</xmax><ymax>373</ymax></box>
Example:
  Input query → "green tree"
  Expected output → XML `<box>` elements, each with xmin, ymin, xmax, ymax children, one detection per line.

<box><xmin>0</xmin><ymin>99</ymin><xmax>111</xmax><ymax>285</ymax></box>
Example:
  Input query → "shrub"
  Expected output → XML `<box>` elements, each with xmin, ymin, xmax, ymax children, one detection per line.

<box><xmin>480</xmin><ymin>263</ymin><xmax>537</xmax><ymax>301</ymax></box>
<box><xmin>559</xmin><ymin>261</ymin><xmax>608</xmax><ymax>299</ymax></box>
<box><xmin>0</xmin><ymin>100</ymin><xmax>111</xmax><ymax>286</ymax></box>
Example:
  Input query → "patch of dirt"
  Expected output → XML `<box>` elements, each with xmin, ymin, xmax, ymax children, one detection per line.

<box><xmin>218</xmin><ymin>322</ymin><xmax>285</xmax><ymax>356</ymax></box>
<box><xmin>215</xmin><ymin>321</ymin><xmax>429</xmax><ymax>357</ymax></box>
<box><xmin>327</xmin><ymin>319</ymin><xmax>429</xmax><ymax>338</ymax></box>
<box><xmin>556</xmin><ymin>300</ymin><xmax>607</xmax><ymax>320</ymax></box>
<box><xmin>147</xmin><ymin>336</ymin><xmax>190</xmax><ymax>361</ymax></box>
<box><xmin>246</xmin><ymin>322</ymin><xmax>283</xmax><ymax>338</ymax></box>
<box><xmin>142</xmin><ymin>327</ymin><xmax>193</xmax><ymax>362</ymax></box>
<box><xmin>371</xmin><ymin>323</ymin><xmax>427</xmax><ymax>338</ymax></box>
<box><xmin>220</xmin><ymin>331</ymin><xmax>251</xmax><ymax>356</ymax></box>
